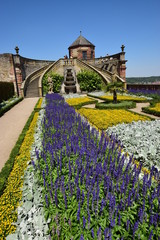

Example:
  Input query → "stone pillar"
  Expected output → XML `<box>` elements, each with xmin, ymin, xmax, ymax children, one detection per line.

<box><xmin>119</xmin><ymin>45</ymin><xmax>127</xmax><ymax>80</ymax></box>
<box><xmin>13</xmin><ymin>55</ymin><xmax>23</xmax><ymax>97</ymax></box>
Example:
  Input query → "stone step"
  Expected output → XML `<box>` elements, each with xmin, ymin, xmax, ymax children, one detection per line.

<box><xmin>25</xmin><ymin>77</ymin><xmax>39</xmax><ymax>97</ymax></box>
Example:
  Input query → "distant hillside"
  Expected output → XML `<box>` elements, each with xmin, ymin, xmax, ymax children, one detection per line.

<box><xmin>126</xmin><ymin>76</ymin><xmax>160</xmax><ymax>84</ymax></box>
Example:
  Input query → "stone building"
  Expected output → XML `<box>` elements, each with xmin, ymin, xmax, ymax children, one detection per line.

<box><xmin>0</xmin><ymin>35</ymin><xmax>127</xmax><ymax>97</ymax></box>
<box><xmin>68</xmin><ymin>33</ymin><xmax>95</xmax><ymax>60</ymax></box>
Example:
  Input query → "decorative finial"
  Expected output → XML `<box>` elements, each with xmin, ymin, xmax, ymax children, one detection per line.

<box><xmin>15</xmin><ymin>46</ymin><xmax>19</xmax><ymax>55</ymax></box>
<box><xmin>121</xmin><ymin>44</ymin><xmax>125</xmax><ymax>52</ymax></box>
<box><xmin>80</xmin><ymin>31</ymin><xmax>82</xmax><ymax>36</ymax></box>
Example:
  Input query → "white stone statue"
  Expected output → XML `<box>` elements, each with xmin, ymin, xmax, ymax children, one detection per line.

<box><xmin>48</xmin><ymin>76</ymin><xmax>53</xmax><ymax>93</ymax></box>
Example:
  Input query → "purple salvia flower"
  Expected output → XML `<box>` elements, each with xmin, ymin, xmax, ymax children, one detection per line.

<box><xmin>97</xmin><ymin>227</ymin><xmax>101</xmax><ymax>239</ymax></box>
<box><xmin>138</xmin><ymin>207</ymin><xmax>143</xmax><ymax>223</ymax></box>
<box><xmin>54</xmin><ymin>190</ymin><xmax>58</xmax><ymax>207</ymax></box>
<box><xmin>118</xmin><ymin>214</ymin><xmax>121</xmax><ymax>225</ymax></box>
<box><xmin>56</xmin><ymin>227</ymin><xmax>60</xmax><ymax>237</ymax></box>
<box><xmin>42</xmin><ymin>170</ymin><xmax>45</xmax><ymax>187</ymax></box>
<box><xmin>126</xmin><ymin>219</ymin><xmax>130</xmax><ymax>231</ymax></box>
<box><xmin>91</xmin><ymin>228</ymin><xmax>94</xmax><ymax>238</ymax></box>
<box><xmin>81</xmin><ymin>190</ymin><xmax>85</xmax><ymax>206</ymax></box>
<box><xmin>52</xmin><ymin>225</ymin><xmax>55</xmax><ymax>235</ymax></box>
<box><xmin>149</xmin><ymin>230</ymin><xmax>153</xmax><ymax>240</ymax></box>
<box><xmin>104</xmin><ymin>228</ymin><xmax>109</xmax><ymax>240</ymax></box>
<box><xmin>133</xmin><ymin>221</ymin><xmax>139</xmax><ymax>236</ymax></box>
<box><xmin>64</xmin><ymin>193</ymin><xmax>67</xmax><ymax>209</ymax></box>
<box><xmin>83</xmin><ymin>216</ymin><xmax>86</xmax><ymax>229</ymax></box>
<box><xmin>31</xmin><ymin>160</ymin><xmax>36</xmax><ymax>169</ymax></box>
<box><xmin>46</xmin><ymin>164</ymin><xmax>49</xmax><ymax>175</ymax></box>
<box><xmin>77</xmin><ymin>187</ymin><xmax>81</xmax><ymax>201</ymax></box>
<box><xmin>77</xmin><ymin>201</ymin><xmax>80</xmax><ymax>221</ymax></box>
<box><xmin>45</xmin><ymin>194</ymin><xmax>49</xmax><ymax>207</ymax></box>
<box><xmin>80</xmin><ymin>235</ymin><xmax>84</xmax><ymax>240</ymax></box>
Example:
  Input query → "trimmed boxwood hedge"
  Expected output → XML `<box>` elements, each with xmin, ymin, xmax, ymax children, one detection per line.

<box><xmin>142</xmin><ymin>101</ymin><xmax>160</xmax><ymax>117</ymax></box>
<box><xmin>95</xmin><ymin>101</ymin><xmax>136</xmax><ymax>109</ymax></box>
<box><xmin>0</xmin><ymin>97</ymin><xmax>23</xmax><ymax>117</ymax></box>
<box><xmin>71</xmin><ymin>100</ymin><xmax>98</xmax><ymax>109</ymax></box>
<box><xmin>0</xmin><ymin>82</ymin><xmax>14</xmax><ymax>103</ymax></box>
<box><xmin>0</xmin><ymin>103</ymin><xmax>38</xmax><ymax>196</ymax></box>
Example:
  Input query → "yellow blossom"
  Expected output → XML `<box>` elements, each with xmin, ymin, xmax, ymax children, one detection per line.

<box><xmin>78</xmin><ymin>108</ymin><xmax>150</xmax><ymax>130</ymax></box>
<box><xmin>0</xmin><ymin>113</ymin><xmax>39</xmax><ymax>239</ymax></box>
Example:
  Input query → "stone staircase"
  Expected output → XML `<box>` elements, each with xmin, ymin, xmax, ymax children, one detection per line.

<box><xmin>25</xmin><ymin>77</ymin><xmax>39</xmax><ymax>97</ymax></box>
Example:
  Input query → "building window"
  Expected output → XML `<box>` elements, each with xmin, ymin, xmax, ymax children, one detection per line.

<box><xmin>82</xmin><ymin>51</ymin><xmax>87</xmax><ymax>60</ymax></box>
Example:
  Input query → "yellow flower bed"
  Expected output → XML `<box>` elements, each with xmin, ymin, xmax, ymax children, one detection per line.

<box><xmin>150</xmin><ymin>102</ymin><xmax>160</xmax><ymax>112</ymax></box>
<box><xmin>0</xmin><ymin>113</ymin><xmax>38</xmax><ymax>239</ymax></box>
<box><xmin>78</xmin><ymin>109</ymin><xmax>150</xmax><ymax>130</ymax></box>
<box><xmin>36</xmin><ymin>97</ymin><xmax>43</xmax><ymax>108</ymax></box>
<box><xmin>100</xmin><ymin>94</ymin><xmax>147</xmax><ymax>101</ymax></box>
<box><xmin>66</xmin><ymin>97</ymin><xmax>95</xmax><ymax>106</ymax></box>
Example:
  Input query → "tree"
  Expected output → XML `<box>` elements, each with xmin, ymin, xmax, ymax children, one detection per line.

<box><xmin>106</xmin><ymin>75</ymin><xmax>124</xmax><ymax>103</ymax></box>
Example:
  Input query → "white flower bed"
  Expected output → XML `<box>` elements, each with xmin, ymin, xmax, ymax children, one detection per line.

<box><xmin>89</xmin><ymin>91</ymin><xmax>152</xmax><ymax>100</ymax></box>
<box><xmin>106</xmin><ymin>120</ymin><xmax>160</xmax><ymax>171</ymax></box>
<box><xmin>7</xmin><ymin>100</ymin><xmax>51</xmax><ymax>240</ymax></box>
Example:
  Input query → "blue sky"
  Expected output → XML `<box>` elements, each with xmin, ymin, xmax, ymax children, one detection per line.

<box><xmin>0</xmin><ymin>0</ymin><xmax>160</xmax><ymax>77</ymax></box>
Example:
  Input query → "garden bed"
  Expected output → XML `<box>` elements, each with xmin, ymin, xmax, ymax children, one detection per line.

<box><xmin>2</xmin><ymin>94</ymin><xmax>160</xmax><ymax>240</ymax></box>
<box><xmin>78</xmin><ymin>108</ymin><xmax>151</xmax><ymax>130</ymax></box>
<box><xmin>66</xmin><ymin>97</ymin><xmax>97</xmax><ymax>109</ymax></box>
<box><xmin>106</xmin><ymin>120</ymin><xmax>160</xmax><ymax>172</ymax></box>
<box><xmin>88</xmin><ymin>92</ymin><xmax>151</xmax><ymax>103</ymax></box>
<box><xmin>142</xmin><ymin>102</ymin><xmax>160</xmax><ymax>117</ymax></box>
<box><xmin>95</xmin><ymin>101</ymin><xmax>136</xmax><ymax>110</ymax></box>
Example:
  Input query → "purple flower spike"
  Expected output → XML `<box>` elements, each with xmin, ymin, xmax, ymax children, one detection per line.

<box><xmin>77</xmin><ymin>202</ymin><xmax>80</xmax><ymax>221</ymax></box>
<box><xmin>91</xmin><ymin>228</ymin><xmax>94</xmax><ymax>238</ymax></box>
<box><xmin>80</xmin><ymin>234</ymin><xmax>84</xmax><ymax>240</ymax></box>
<box><xmin>83</xmin><ymin>216</ymin><xmax>86</xmax><ymax>229</ymax></box>
<box><xmin>45</xmin><ymin>194</ymin><xmax>49</xmax><ymax>207</ymax></box>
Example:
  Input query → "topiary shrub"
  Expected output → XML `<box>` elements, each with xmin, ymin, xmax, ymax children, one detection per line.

<box><xmin>0</xmin><ymin>82</ymin><xmax>14</xmax><ymax>103</ymax></box>
<box><xmin>42</xmin><ymin>72</ymin><xmax>64</xmax><ymax>94</ymax></box>
<box><xmin>77</xmin><ymin>70</ymin><xmax>102</xmax><ymax>92</ymax></box>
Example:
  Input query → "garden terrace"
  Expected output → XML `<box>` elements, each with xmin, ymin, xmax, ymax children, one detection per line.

<box><xmin>30</xmin><ymin>94</ymin><xmax>159</xmax><ymax>239</ymax></box>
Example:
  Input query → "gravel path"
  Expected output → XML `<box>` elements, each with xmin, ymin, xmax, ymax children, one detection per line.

<box><xmin>129</xmin><ymin>102</ymin><xmax>160</xmax><ymax>120</ymax></box>
<box><xmin>0</xmin><ymin>98</ymin><xmax>39</xmax><ymax>171</ymax></box>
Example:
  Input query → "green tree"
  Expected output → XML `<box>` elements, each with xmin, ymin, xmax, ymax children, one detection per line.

<box><xmin>106</xmin><ymin>75</ymin><xmax>124</xmax><ymax>103</ymax></box>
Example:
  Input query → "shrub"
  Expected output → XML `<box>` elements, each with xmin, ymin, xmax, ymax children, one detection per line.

<box><xmin>42</xmin><ymin>72</ymin><xmax>64</xmax><ymax>94</ymax></box>
<box><xmin>77</xmin><ymin>70</ymin><xmax>102</xmax><ymax>92</ymax></box>
<box><xmin>96</xmin><ymin>101</ymin><xmax>136</xmax><ymax>109</ymax></box>
<box><xmin>0</xmin><ymin>97</ymin><xmax>23</xmax><ymax>117</ymax></box>
<box><xmin>0</xmin><ymin>82</ymin><xmax>14</xmax><ymax>103</ymax></box>
<box><xmin>142</xmin><ymin>101</ymin><xmax>160</xmax><ymax>116</ymax></box>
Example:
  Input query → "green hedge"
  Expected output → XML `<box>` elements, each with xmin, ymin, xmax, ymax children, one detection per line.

<box><xmin>72</xmin><ymin>100</ymin><xmax>98</xmax><ymax>109</ymax></box>
<box><xmin>0</xmin><ymin>105</ymin><xmax>37</xmax><ymax>196</ymax></box>
<box><xmin>142</xmin><ymin>101</ymin><xmax>160</xmax><ymax>117</ymax></box>
<box><xmin>77</xmin><ymin>70</ymin><xmax>102</xmax><ymax>92</ymax></box>
<box><xmin>0</xmin><ymin>82</ymin><xmax>14</xmax><ymax>103</ymax></box>
<box><xmin>0</xmin><ymin>97</ymin><xmax>23</xmax><ymax>117</ymax></box>
<box><xmin>95</xmin><ymin>101</ymin><xmax>136</xmax><ymax>109</ymax></box>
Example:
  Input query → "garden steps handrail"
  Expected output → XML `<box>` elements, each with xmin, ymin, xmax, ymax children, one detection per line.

<box><xmin>21</xmin><ymin>63</ymin><xmax>53</xmax><ymax>97</ymax></box>
<box><xmin>76</xmin><ymin>59</ymin><xmax>111</xmax><ymax>84</ymax></box>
